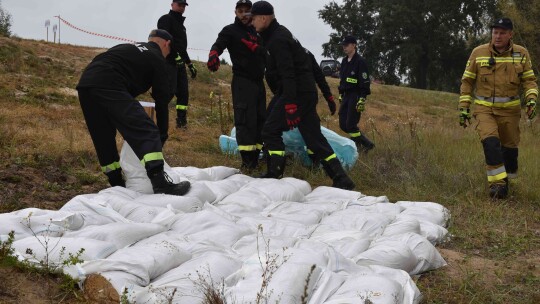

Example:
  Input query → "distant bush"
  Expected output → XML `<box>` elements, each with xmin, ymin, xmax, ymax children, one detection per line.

<box><xmin>0</xmin><ymin>0</ymin><xmax>12</xmax><ymax>37</ymax></box>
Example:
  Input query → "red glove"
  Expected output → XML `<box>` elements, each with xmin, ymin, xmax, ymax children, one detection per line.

<box><xmin>285</xmin><ymin>103</ymin><xmax>300</xmax><ymax>129</ymax></box>
<box><xmin>325</xmin><ymin>95</ymin><xmax>336</xmax><ymax>115</ymax></box>
<box><xmin>207</xmin><ymin>50</ymin><xmax>220</xmax><ymax>72</ymax></box>
<box><xmin>241</xmin><ymin>38</ymin><xmax>259</xmax><ymax>53</ymax></box>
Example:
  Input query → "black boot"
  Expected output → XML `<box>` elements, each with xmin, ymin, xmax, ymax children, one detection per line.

<box><xmin>357</xmin><ymin>134</ymin><xmax>375</xmax><ymax>153</ymax></box>
<box><xmin>258</xmin><ymin>155</ymin><xmax>285</xmax><ymax>178</ymax></box>
<box><xmin>489</xmin><ymin>178</ymin><xmax>508</xmax><ymax>199</ymax></box>
<box><xmin>240</xmin><ymin>151</ymin><xmax>259</xmax><ymax>172</ymax></box>
<box><xmin>308</xmin><ymin>153</ymin><xmax>321</xmax><ymax>170</ymax></box>
<box><xmin>148</xmin><ymin>168</ymin><xmax>191</xmax><ymax>196</ymax></box>
<box><xmin>176</xmin><ymin>110</ymin><xmax>187</xmax><ymax>129</ymax></box>
<box><xmin>322</xmin><ymin>158</ymin><xmax>355</xmax><ymax>190</ymax></box>
<box><xmin>105</xmin><ymin>169</ymin><xmax>125</xmax><ymax>187</ymax></box>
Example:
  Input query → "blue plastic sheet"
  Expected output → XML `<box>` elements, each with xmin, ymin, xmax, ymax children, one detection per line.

<box><xmin>219</xmin><ymin>127</ymin><xmax>358</xmax><ymax>170</ymax></box>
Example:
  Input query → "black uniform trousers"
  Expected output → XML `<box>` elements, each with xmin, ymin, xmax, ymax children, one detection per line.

<box><xmin>232</xmin><ymin>75</ymin><xmax>266</xmax><ymax>150</ymax></box>
<box><xmin>339</xmin><ymin>91</ymin><xmax>362</xmax><ymax>135</ymax></box>
<box><xmin>167</xmin><ymin>63</ymin><xmax>189</xmax><ymax>112</ymax></box>
<box><xmin>78</xmin><ymin>88</ymin><xmax>164</xmax><ymax>173</ymax></box>
<box><xmin>262</xmin><ymin>91</ymin><xmax>334</xmax><ymax>159</ymax></box>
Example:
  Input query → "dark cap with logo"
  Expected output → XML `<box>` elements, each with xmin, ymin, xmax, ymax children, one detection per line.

<box><xmin>148</xmin><ymin>29</ymin><xmax>173</xmax><ymax>41</ymax></box>
<box><xmin>491</xmin><ymin>17</ymin><xmax>513</xmax><ymax>30</ymax></box>
<box><xmin>172</xmin><ymin>0</ymin><xmax>188</xmax><ymax>6</ymax></box>
<box><xmin>341</xmin><ymin>35</ymin><xmax>357</xmax><ymax>45</ymax></box>
<box><xmin>236</xmin><ymin>0</ymin><xmax>252</xmax><ymax>8</ymax></box>
<box><xmin>250</xmin><ymin>1</ymin><xmax>274</xmax><ymax>16</ymax></box>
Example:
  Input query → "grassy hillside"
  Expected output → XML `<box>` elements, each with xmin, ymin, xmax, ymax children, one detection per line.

<box><xmin>0</xmin><ymin>37</ymin><xmax>538</xmax><ymax>303</ymax></box>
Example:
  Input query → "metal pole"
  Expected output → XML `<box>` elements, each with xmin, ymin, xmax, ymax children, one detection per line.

<box><xmin>58</xmin><ymin>15</ymin><xmax>61</xmax><ymax>44</ymax></box>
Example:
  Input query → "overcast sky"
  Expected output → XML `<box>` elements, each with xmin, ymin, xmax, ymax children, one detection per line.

<box><xmin>3</xmin><ymin>0</ymin><xmax>343</xmax><ymax>64</ymax></box>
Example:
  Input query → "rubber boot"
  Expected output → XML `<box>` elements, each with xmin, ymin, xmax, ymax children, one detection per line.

<box><xmin>105</xmin><ymin>169</ymin><xmax>125</xmax><ymax>187</ymax></box>
<box><xmin>148</xmin><ymin>167</ymin><xmax>191</xmax><ymax>196</ymax></box>
<box><xmin>489</xmin><ymin>178</ymin><xmax>508</xmax><ymax>199</ymax></box>
<box><xmin>240</xmin><ymin>151</ymin><xmax>259</xmax><ymax>172</ymax></box>
<box><xmin>322</xmin><ymin>158</ymin><xmax>355</xmax><ymax>190</ymax></box>
<box><xmin>258</xmin><ymin>155</ymin><xmax>285</xmax><ymax>178</ymax></box>
<box><xmin>176</xmin><ymin>110</ymin><xmax>187</xmax><ymax>129</ymax></box>
<box><xmin>358</xmin><ymin>134</ymin><xmax>375</xmax><ymax>153</ymax></box>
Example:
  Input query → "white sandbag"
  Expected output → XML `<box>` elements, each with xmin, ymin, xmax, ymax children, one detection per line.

<box><xmin>75</xmin><ymin>240</ymin><xmax>192</xmax><ymax>286</ymax></box>
<box><xmin>64</xmin><ymin>222</ymin><xmax>167</xmax><ymax>249</ymax></box>
<box><xmin>317</xmin><ymin>209</ymin><xmax>395</xmax><ymax>238</ymax></box>
<box><xmin>292</xmin><ymin>241</ymin><xmax>360</xmax><ymax>273</ymax></box>
<box><xmin>281</xmin><ymin>177</ymin><xmax>312</xmax><ymax>196</ymax></box>
<box><xmin>303</xmin><ymin>198</ymin><xmax>349</xmax><ymax>214</ymax></box>
<box><xmin>374</xmin><ymin>233</ymin><xmax>447</xmax><ymax>275</ymax></box>
<box><xmin>323</xmin><ymin>273</ymin><xmax>412</xmax><ymax>304</ymax></box>
<box><xmin>305</xmin><ymin>186</ymin><xmax>363</xmax><ymax>202</ymax></box>
<box><xmin>103</xmin><ymin>198</ymin><xmax>175</xmax><ymax>224</ymax></box>
<box><xmin>347</xmin><ymin>195</ymin><xmax>392</xmax><ymax>207</ymax></box>
<box><xmin>232</xmin><ymin>234</ymin><xmax>298</xmax><ymax>259</ymax></box>
<box><xmin>0</xmin><ymin>208</ymin><xmax>73</xmax><ymax>240</ymax></box>
<box><xmin>182</xmin><ymin>181</ymin><xmax>217</xmax><ymax>204</ymax></box>
<box><xmin>347</xmin><ymin>201</ymin><xmax>403</xmax><ymax>216</ymax></box>
<box><xmin>396</xmin><ymin>201</ymin><xmax>450</xmax><ymax>227</ymax></box>
<box><xmin>60</xmin><ymin>196</ymin><xmax>131</xmax><ymax>224</ymax></box>
<box><xmin>309</xmin><ymin>230</ymin><xmax>372</xmax><ymax>259</ymax></box>
<box><xmin>381</xmin><ymin>217</ymin><xmax>422</xmax><ymax>237</ymax></box>
<box><xmin>129</xmin><ymin>251</ymin><xmax>243</xmax><ymax>304</ymax></box>
<box><xmin>354</xmin><ymin>240</ymin><xmax>419</xmax><ymax>274</ymax></box>
<box><xmin>200</xmin><ymin>179</ymin><xmax>250</xmax><ymax>203</ymax></box>
<box><xmin>237</xmin><ymin>215</ymin><xmax>315</xmax><ymax>238</ymax></box>
<box><xmin>172</xmin><ymin>166</ymin><xmax>239</xmax><ymax>181</ymax></box>
<box><xmin>13</xmin><ymin>236</ymin><xmax>116</xmax><ymax>264</ymax></box>
<box><xmin>98</xmin><ymin>186</ymin><xmax>143</xmax><ymax>200</ymax></box>
<box><xmin>261</xmin><ymin>201</ymin><xmax>328</xmax><ymax>225</ymax></box>
<box><xmin>215</xmin><ymin>187</ymin><xmax>276</xmax><ymax>216</ymax></box>
<box><xmin>169</xmin><ymin>210</ymin><xmax>252</xmax><ymax>247</ymax></box>
<box><xmin>241</xmin><ymin>178</ymin><xmax>308</xmax><ymax>202</ymax></box>
<box><xmin>133</xmin><ymin>194</ymin><xmax>203</xmax><ymax>214</ymax></box>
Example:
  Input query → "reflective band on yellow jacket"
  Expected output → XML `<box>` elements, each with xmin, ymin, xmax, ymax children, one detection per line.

<box><xmin>487</xmin><ymin>166</ymin><xmax>507</xmax><ymax>183</ymax></box>
<box><xmin>460</xmin><ymin>42</ymin><xmax>538</xmax><ymax>107</ymax></box>
<box><xmin>474</xmin><ymin>95</ymin><xmax>521</xmax><ymax>108</ymax></box>
<box><xmin>140</xmin><ymin>152</ymin><xmax>164</xmax><ymax>166</ymax></box>
<box><xmin>102</xmin><ymin>161</ymin><xmax>121</xmax><ymax>173</ymax></box>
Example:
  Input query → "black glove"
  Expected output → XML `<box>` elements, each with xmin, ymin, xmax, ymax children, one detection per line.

<box><xmin>207</xmin><ymin>50</ymin><xmax>220</xmax><ymax>72</ymax></box>
<box><xmin>459</xmin><ymin>107</ymin><xmax>471</xmax><ymax>128</ymax></box>
<box><xmin>187</xmin><ymin>63</ymin><xmax>197</xmax><ymax>79</ymax></box>
<box><xmin>285</xmin><ymin>103</ymin><xmax>300</xmax><ymax>129</ymax></box>
<box><xmin>174</xmin><ymin>54</ymin><xmax>184</xmax><ymax>66</ymax></box>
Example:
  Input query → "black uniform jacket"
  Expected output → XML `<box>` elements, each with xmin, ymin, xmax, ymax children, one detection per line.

<box><xmin>261</xmin><ymin>19</ymin><xmax>316</xmax><ymax>100</ymax></box>
<box><xmin>77</xmin><ymin>42</ymin><xmax>172</xmax><ymax>134</ymax></box>
<box><xmin>210</xmin><ymin>17</ymin><xmax>265</xmax><ymax>80</ymax></box>
<box><xmin>338</xmin><ymin>52</ymin><xmax>371</xmax><ymax>98</ymax></box>
<box><xmin>158</xmin><ymin>10</ymin><xmax>191</xmax><ymax>64</ymax></box>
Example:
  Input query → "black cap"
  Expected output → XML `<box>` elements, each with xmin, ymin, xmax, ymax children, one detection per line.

<box><xmin>491</xmin><ymin>17</ymin><xmax>513</xmax><ymax>30</ymax></box>
<box><xmin>236</xmin><ymin>0</ymin><xmax>252</xmax><ymax>9</ymax></box>
<box><xmin>341</xmin><ymin>35</ymin><xmax>357</xmax><ymax>45</ymax></box>
<box><xmin>148</xmin><ymin>29</ymin><xmax>173</xmax><ymax>41</ymax></box>
<box><xmin>250</xmin><ymin>1</ymin><xmax>274</xmax><ymax>15</ymax></box>
<box><xmin>172</xmin><ymin>0</ymin><xmax>188</xmax><ymax>6</ymax></box>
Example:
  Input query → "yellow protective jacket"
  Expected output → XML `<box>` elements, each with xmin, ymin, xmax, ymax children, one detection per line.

<box><xmin>460</xmin><ymin>42</ymin><xmax>538</xmax><ymax>110</ymax></box>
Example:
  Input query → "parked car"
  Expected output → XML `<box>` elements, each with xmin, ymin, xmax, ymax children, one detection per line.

<box><xmin>320</xmin><ymin>59</ymin><xmax>340</xmax><ymax>78</ymax></box>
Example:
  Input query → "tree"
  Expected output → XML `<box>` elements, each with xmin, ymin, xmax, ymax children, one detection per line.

<box><xmin>319</xmin><ymin>0</ymin><xmax>497</xmax><ymax>91</ymax></box>
<box><xmin>0</xmin><ymin>0</ymin><xmax>12</xmax><ymax>37</ymax></box>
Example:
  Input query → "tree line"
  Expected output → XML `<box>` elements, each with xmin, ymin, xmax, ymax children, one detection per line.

<box><xmin>319</xmin><ymin>0</ymin><xmax>539</xmax><ymax>93</ymax></box>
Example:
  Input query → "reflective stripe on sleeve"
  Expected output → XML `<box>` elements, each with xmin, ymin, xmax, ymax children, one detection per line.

<box><xmin>101</xmin><ymin>161</ymin><xmax>121</xmax><ymax>173</ymax></box>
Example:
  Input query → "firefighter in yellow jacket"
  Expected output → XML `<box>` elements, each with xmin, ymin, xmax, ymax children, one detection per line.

<box><xmin>459</xmin><ymin>17</ymin><xmax>538</xmax><ymax>199</ymax></box>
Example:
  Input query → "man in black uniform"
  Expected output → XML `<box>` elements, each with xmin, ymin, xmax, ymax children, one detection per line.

<box><xmin>76</xmin><ymin>29</ymin><xmax>190</xmax><ymax>196</ymax></box>
<box><xmin>158</xmin><ymin>0</ymin><xmax>197</xmax><ymax>129</ymax></box>
<box><xmin>207</xmin><ymin>0</ymin><xmax>266</xmax><ymax>170</ymax></box>
<box><xmin>250</xmin><ymin>1</ymin><xmax>355</xmax><ymax>190</ymax></box>
<box><xmin>338</xmin><ymin>35</ymin><xmax>374</xmax><ymax>153</ymax></box>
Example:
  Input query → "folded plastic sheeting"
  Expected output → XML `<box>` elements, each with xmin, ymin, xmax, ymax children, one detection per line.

<box><xmin>219</xmin><ymin>126</ymin><xmax>358</xmax><ymax>169</ymax></box>
<box><xmin>2</xmin><ymin>165</ymin><xmax>451</xmax><ymax>304</ymax></box>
